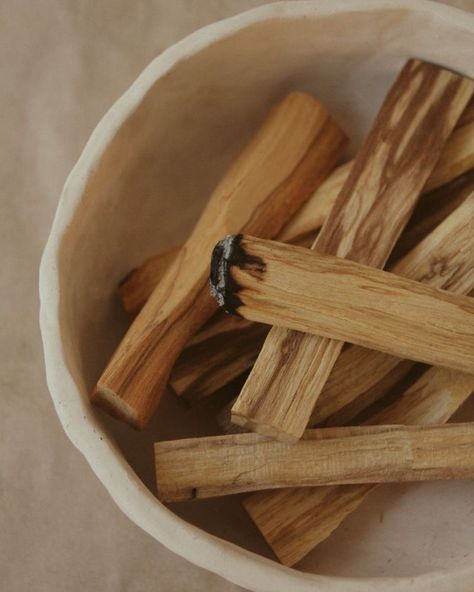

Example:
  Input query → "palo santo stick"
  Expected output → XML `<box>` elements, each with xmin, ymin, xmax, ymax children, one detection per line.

<box><xmin>323</xmin><ymin>359</ymin><xmax>418</xmax><ymax>427</ymax></box>
<box><xmin>216</xmin><ymin>361</ymin><xmax>418</xmax><ymax>434</ymax></box>
<box><xmin>93</xmin><ymin>92</ymin><xmax>347</xmax><ymax>428</ymax></box>
<box><xmin>119</xmin><ymin>119</ymin><xmax>474</xmax><ymax>315</ymax></box>
<box><xmin>119</xmin><ymin>117</ymin><xmax>474</xmax><ymax>400</ymax></box>
<box><xmin>309</xmin><ymin>189</ymin><xmax>474</xmax><ymax>426</ymax></box>
<box><xmin>231</xmin><ymin>59</ymin><xmax>474</xmax><ymax>442</ymax></box>
<box><xmin>211</xmin><ymin>235</ymin><xmax>474</xmax><ymax>378</ymax></box>
<box><xmin>119</xmin><ymin>246</ymin><xmax>180</xmax><ymax>316</ymax></box>
<box><xmin>170</xmin><ymin>164</ymin><xmax>474</xmax><ymax>403</ymax></box>
<box><xmin>169</xmin><ymin>315</ymin><xmax>268</xmax><ymax>402</ymax></box>
<box><xmin>243</xmin><ymin>366</ymin><xmax>474</xmax><ymax>566</ymax></box>
<box><xmin>388</xmin><ymin>168</ymin><xmax>474</xmax><ymax>263</ymax></box>
<box><xmin>216</xmin><ymin>360</ymin><xmax>418</xmax><ymax>433</ymax></box>
<box><xmin>458</xmin><ymin>95</ymin><xmax>474</xmax><ymax>126</ymax></box>
<box><xmin>155</xmin><ymin>422</ymin><xmax>474</xmax><ymax>502</ymax></box>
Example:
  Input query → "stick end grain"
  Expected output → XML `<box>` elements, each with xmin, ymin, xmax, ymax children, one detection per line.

<box><xmin>91</xmin><ymin>384</ymin><xmax>143</xmax><ymax>430</ymax></box>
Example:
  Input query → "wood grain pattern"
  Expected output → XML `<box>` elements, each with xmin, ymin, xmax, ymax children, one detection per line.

<box><xmin>388</xmin><ymin>168</ymin><xmax>474</xmax><ymax>263</ymax></box>
<box><xmin>155</xmin><ymin>423</ymin><xmax>474</xmax><ymax>502</ymax></box>
<box><xmin>169</xmin><ymin>164</ymin><xmax>474</xmax><ymax>403</ymax></box>
<box><xmin>169</xmin><ymin>315</ymin><xmax>268</xmax><ymax>402</ymax></box>
<box><xmin>309</xmin><ymin>190</ymin><xmax>474</xmax><ymax>426</ymax></box>
<box><xmin>243</xmin><ymin>366</ymin><xmax>474</xmax><ymax>566</ymax></box>
<box><xmin>210</xmin><ymin>235</ymin><xmax>474</xmax><ymax>403</ymax></box>
<box><xmin>92</xmin><ymin>92</ymin><xmax>347</xmax><ymax>428</ymax></box>
<box><xmin>231</xmin><ymin>59</ymin><xmax>474</xmax><ymax>441</ymax></box>
<box><xmin>119</xmin><ymin>119</ymin><xmax>474</xmax><ymax>315</ymax></box>
<box><xmin>119</xmin><ymin>246</ymin><xmax>180</xmax><ymax>315</ymax></box>
<box><xmin>117</xmin><ymin>113</ymin><xmax>474</xmax><ymax>401</ymax></box>
<box><xmin>322</xmin><ymin>359</ymin><xmax>417</xmax><ymax>427</ymax></box>
<box><xmin>458</xmin><ymin>96</ymin><xmax>474</xmax><ymax>126</ymax></box>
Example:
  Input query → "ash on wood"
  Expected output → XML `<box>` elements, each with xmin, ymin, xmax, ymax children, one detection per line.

<box><xmin>231</xmin><ymin>59</ymin><xmax>474</xmax><ymax>442</ymax></box>
<box><xmin>92</xmin><ymin>92</ymin><xmax>347</xmax><ymax>429</ymax></box>
<box><xmin>155</xmin><ymin>423</ymin><xmax>474</xmax><ymax>502</ymax></box>
<box><xmin>210</xmin><ymin>234</ymin><xmax>474</xmax><ymax>392</ymax></box>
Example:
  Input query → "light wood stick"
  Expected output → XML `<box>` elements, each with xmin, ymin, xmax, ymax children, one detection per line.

<box><xmin>217</xmin><ymin>360</ymin><xmax>419</xmax><ymax>433</ymax></box>
<box><xmin>318</xmin><ymin>359</ymin><xmax>417</xmax><ymax>427</ymax></box>
<box><xmin>118</xmin><ymin>115</ymin><xmax>474</xmax><ymax>400</ymax></box>
<box><xmin>155</xmin><ymin>422</ymin><xmax>474</xmax><ymax>502</ymax></box>
<box><xmin>211</xmin><ymin>235</ymin><xmax>474</xmax><ymax>381</ymax></box>
<box><xmin>92</xmin><ymin>92</ymin><xmax>347</xmax><ymax>428</ymax></box>
<box><xmin>231</xmin><ymin>60</ymin><xmax>474</xmax><ymax>442</ymax></box>
<box><xmin>169</xmin><ymin>168</ymin><xmax>474</xmax><ymax>403</ymax></box>
<box><xmin>213</xmin><ymin>178</ymin><xmax>474</xmax><ymax>426</ymax></box>
<box><xmin>119</xmin><ymin>246</ymin><xmax>180</xmax><ymax>316</ymax></box>
<box><xmin>119</xmin><ymin>119</ymin><xmax>474</xmax><ymax>315</ymax></box>
<box><xmin>243</xmin><ymin>366</ymin><xmax>474</xmax><ymax>566</ymax></box>
<box><xmin>309</xmin><ymin>190</ymin><xmax>474</xmax><ymax>425</ymax></box>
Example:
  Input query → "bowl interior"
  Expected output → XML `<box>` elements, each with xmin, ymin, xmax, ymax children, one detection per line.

<box><xmin>55</xmin><ymin>3</ymin><xmax>474</xmax><ymax>580</ymax></box>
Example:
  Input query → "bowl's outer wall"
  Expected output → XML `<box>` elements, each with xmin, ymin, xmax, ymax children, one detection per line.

<box><xmin>40</xmin><ymin>1</ymin><xmax>474</xmax><ymax>591</ymax></box>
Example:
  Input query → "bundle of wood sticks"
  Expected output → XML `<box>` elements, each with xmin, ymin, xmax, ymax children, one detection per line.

<box><xmin>93</xmin><ymin>59</ymin><xmax>474</xmax><ymax>566</ymax></box>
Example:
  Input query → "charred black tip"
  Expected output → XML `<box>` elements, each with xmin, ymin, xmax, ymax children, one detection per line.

<box><xmin>209</xmin><ymin>234</ymin><xmax>243</xmax><ymax>314</ymax></box>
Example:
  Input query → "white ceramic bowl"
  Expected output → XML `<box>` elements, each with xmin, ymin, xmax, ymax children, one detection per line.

<box><xmin>40</xmin><ymin>2</ymin><xmax>474</xmax><ymax>590</ymax></box>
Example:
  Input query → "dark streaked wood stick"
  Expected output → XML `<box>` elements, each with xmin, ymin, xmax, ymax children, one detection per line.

<box><xmin>243</xmin><ymin>367</ymin><xmax>474</xmax><ymax>566</ymax></box>
<box><xmin>309</xmin><ymin>190</ymin><xmax>474</xmax><ymax>426</ymax></box>
<box><xmin>92</xmin><ymin>92</ymin><xmax>347</xmax><ymax>429</ymax></box>
<box><xmin>388</xmin><ymin>168</ymin><xmax>474</xmax><ymax>263</ymax></box>
<box><xmin>458</xmin><ymin>96</ymin><xmax>474</xmax><ymax>126</ymax></box>
<box><xmin>155</xmin><ymin>423</ymin><xmax>474</xmax><ymax>502</ymax></box>
<box><xmin>230</xmin><ymin>60</ymin><xmax>474</xmax><ymax>442</ymax></box>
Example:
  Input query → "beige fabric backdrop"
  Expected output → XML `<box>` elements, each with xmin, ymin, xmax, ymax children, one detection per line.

<box><xmin>1</xmin><ymin>1</ymin><xmax>472</xmax><ymax>591</ymax></box>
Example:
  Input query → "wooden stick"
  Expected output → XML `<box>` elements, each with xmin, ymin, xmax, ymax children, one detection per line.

<box><xmin>458</xmin><ymin>96</ymin><xmax>474</xmax><ymax>126</ymax></box>
<box><xmin>243</xmin><ymin>366</ymin><xmax>474</xmax><ymax>566</ymax></box>
<box><xmin>323</xmin><ymin>359</ymin><xmax>417</xmax><ymax>427</ymax></box>
<box><xmin>173</xmin><ymin>172</ymin><xmax>474</xmax><ymax>404</ymax></box>
<box><xmin>309</xmin><ymin>190</ymin><xmax>474</xmax><ymax>426</ymax></box>
<box><xmin>169</xmin><ymin>314</ymin><xmax>268</xmax><ymax>402</ymax></box>
<box><xmin>211</xmin><ymin>234</ymin><xmax>474</xmax><ymax>381</ymax></box>
<box><xmin>119</xmin><ymin>119</ymin><xmax>474</xmax><ymax>315</ymax></box>
<box><xmin>118</xmin><ymin>114</ymin><xmax>474</xmax><ymax>399</ymax></box>
<box><xmin>388</xmin><ymin>168</ymin><xmax>474</xmax><ymax>263</ymax></box>
<box><xmin>217</xmin><ymin>360</ymin><xmax>420</xmax><ymax>433</ymax></box>
<box><xmin>231</xmin><ymin>60</ymin><xmax>474</xmax><ymax>442</ymax></box>
<box><xmin>92</xmin><ymin>92</ymin><xmax>347</xmax><ymax>428</ymax></box>
<box><xmin>155</xmin><ymin>422</ymin><xmax>474</xmax><ymax>502</ymax></box>
<box><xmin>119</xmin><ymin>246</ymin><xmax>180</xmax><ymax>316</ymax></box>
